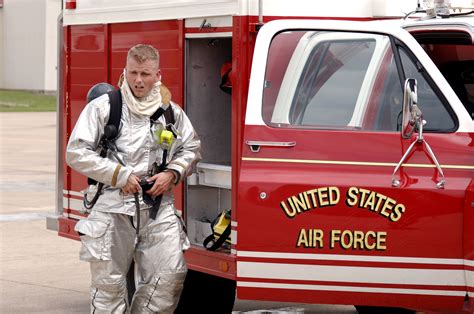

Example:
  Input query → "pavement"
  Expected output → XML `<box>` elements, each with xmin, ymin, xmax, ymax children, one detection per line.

<box><xmin>0</xmin><ymin>112</ymin><xmax>356</xmax><ymax>313</ymax></box>
<box><xmin>0</xmin><ymin>112</ymin><xmax>90</xmax><ymax>313</ymax></box>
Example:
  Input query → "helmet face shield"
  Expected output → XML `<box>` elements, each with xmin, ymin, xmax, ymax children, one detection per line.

<box><xmin>87</xmin><ymin>83</ymin><xmax>116</xmax><ymax>103</ymax></box>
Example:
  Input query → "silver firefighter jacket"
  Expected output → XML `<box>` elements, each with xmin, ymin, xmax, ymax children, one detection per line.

<box><xmin>66</xmin><ymin>92</ymin><xmax>201</xmax><ymax>215</ymax></box>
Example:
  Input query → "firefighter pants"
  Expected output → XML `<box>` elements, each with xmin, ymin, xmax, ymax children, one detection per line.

<box><xmin>75</xmin><ymin>204</ymin><xmax>189</xmax><ymax>313</ymax></box>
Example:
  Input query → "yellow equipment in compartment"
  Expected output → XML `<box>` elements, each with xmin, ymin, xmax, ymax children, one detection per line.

<box><xmin>213</xmin><ymin>210</ymin><xmax>231</xmax><ymax>245</ymax></box>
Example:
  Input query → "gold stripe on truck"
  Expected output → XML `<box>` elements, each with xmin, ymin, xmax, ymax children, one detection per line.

<box><xmin>242</xmin><ymin>157</ymin><xmax>474</xmax><ymax>170</ymax></box>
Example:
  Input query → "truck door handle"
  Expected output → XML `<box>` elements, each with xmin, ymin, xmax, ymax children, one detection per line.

<box><xmin>246</xmin><ymin>140</ymin><xmax>296</xmax><ymax>153</ymax></box>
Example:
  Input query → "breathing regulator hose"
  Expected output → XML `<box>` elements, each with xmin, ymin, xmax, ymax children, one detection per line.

<box><xmin>133</xmin><ymin>192</ymin><xmax>141</xmax><ymax>238</ymax></box>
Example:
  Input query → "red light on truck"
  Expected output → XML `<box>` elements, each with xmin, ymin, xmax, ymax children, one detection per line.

<box><xmin>65</xmin><ymin>0</ymin><xmax>76</xmax><ymax>9</ymax></box>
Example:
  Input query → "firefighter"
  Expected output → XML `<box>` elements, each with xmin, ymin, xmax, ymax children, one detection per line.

<box><xmin>66</xmin><ymin>44</ymin><xmax>201</xmax><ymax>313</ymax></box>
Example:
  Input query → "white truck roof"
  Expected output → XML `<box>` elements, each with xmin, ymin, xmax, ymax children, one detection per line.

<box><xmin>62</xmin><ymin>0</ymin><xmax>420</xmax><ymax>26</ymax></box>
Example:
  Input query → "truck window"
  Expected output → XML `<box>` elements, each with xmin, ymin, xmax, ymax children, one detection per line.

<box><xmin>263</xmin><ymin>31</ymin><xmax>401</xmax><ymax>130</ymax></box>
<box><xmin>296</xmin><ymin>39</ymin><xmax>375</xmax><ymax>126</ymax></box>
<box><xmin>423</xmin><ymin>44</ymin><xmax>474</xmax><ymax>119</ymax></box>
<box><xmin>262</xmin><ymin>30</ymin><xmax>458</xmax><ymax>132</ymax></box>
<box><xmin>398</xmin><ymin>47</ymin><xmax>456</xmax><ymax>131</ymax></box>
<box><xmin>367</xmin><ymin>52</ymin><xmax>403</xmax><ymax>131</ymax></box>
<box><xmin>439</xmin><ymin>59</ymin><xmax>474</xmax><ymax>119</ymax></box>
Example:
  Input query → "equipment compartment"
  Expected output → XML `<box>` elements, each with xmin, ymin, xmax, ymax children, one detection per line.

<box><xmin>184</xmin><ymin>37</ymin><xmax>232</xmax><ymax>247</ymax></box>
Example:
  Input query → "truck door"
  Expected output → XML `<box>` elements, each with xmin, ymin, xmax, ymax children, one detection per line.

<box><xmin>237</xmin><ymin>20</ymin><xmax>474</xmax><ymax>311</ymax></box>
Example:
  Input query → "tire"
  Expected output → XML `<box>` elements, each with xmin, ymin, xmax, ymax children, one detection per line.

<box><xmin>175</xmin><ymin>269</ymin><xmax>236</xmax><ymax>313</ymax></box>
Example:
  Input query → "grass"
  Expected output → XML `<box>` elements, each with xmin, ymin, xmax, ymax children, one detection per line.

<box><xmin>0</xmin><ymin>89</ymin><xmax>56</xmax><ymax>112</ymax></box>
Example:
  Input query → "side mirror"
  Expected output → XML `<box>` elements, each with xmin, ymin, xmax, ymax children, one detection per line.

<box><xmin>393</xmin><ymin>78</ymin><xmax>445</xmax><ymax>189</ymax></box>
<box><xmin>401</xmin><ymin>78</ymin><xmax>420</xmax><ymax>139</ymax></box>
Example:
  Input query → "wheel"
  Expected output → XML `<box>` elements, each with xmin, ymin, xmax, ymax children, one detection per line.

<box><xmin>175</xmin><ymin>269</ymin><xmax>236</xmax><ymax>313</ymax></box>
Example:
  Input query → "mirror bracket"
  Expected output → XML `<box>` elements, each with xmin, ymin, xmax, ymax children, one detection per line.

<box><xmin>391</xmin><ymin>137</ymin><xmax>445</xmax><ymax>189</ymax></box>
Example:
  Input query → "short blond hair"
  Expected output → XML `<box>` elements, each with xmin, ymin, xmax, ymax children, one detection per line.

<box><xmin>127</xmin><ymin>44</ymin><xmax>160</xmax><ymax>67</ymax></box>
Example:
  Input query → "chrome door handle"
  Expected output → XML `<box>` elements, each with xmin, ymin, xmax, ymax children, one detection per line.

<box><xmin>246</xmin><ymin>140</ymin><xmax>296</xmax><ymax>153</ymax></box>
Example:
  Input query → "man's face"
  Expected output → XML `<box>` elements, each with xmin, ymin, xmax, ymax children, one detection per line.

<box><xmin>125</xmin><ymin>58</ymin><xmax>160</xmax><ymax>98</ymax></box>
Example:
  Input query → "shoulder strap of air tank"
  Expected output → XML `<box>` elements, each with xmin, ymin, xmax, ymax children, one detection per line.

<box><xmin>150</xmin><ymin>84</ymin><xmax>175</xmax><ymax>126</ymax></box>
<box><xmin>87</xmin><ymin>89</ymin><xmax>122</xmax><ymax>187</ymax></box>
<box><xmin>164</xmin><ymin>105</ymin><xmax>175</xmax><ymax>126</ymax></box>
<box><xmin>150</xmin><ymin>104</ymin><xmax>175</xmax><ymax>126</ymax></box>
<box><xmin>106</xmin><ymin>89</ymin><xmax>123</xmax><ymax>134</ymax></box>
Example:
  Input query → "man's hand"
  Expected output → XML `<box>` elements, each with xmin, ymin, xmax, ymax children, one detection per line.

<box><xmin>121</xmin><ymin>173</ymin><xmax>141</xmax><ymax>195</ymax></box>
<box><xmin>147</xmin><ymin>171</ymin><xmax>176</xmax><ymax>197</ymax></box>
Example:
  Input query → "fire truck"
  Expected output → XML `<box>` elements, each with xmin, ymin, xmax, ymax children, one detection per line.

<box><xmin>48</xmin><ymin>0</ymin><xmax>474</xmax><ymax>312</ymax></box>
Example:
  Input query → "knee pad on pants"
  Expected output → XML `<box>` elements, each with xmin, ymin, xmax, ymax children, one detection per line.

<box><xmin>131</xmin><ymin>271</ymin><xmax>187</xmax><ymax>314</ymax></box>
<box><xmin>90</xmin><ymin>280</ymin><xmax>128</xmax><ymax>314</ymax></box>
